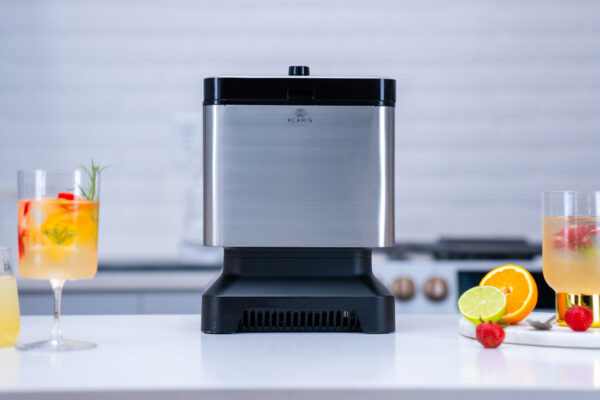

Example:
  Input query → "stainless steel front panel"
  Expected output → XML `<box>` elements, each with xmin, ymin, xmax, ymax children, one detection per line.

<box><xmin>204</xmin><ymin>105</ymin><xmax>394</xmax><ymax>247</ymax></box>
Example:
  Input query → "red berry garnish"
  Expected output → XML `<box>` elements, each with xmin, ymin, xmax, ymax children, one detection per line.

<box><xmin>564</xmin><ymin>305</ymin><xmax>593</xmax><ymax>332</ymax></box>
<box><xmin>554</xmin><ymin>225</ymin><xmax>599</xmax><ymax>250</ymax></box>
<box><xmin>475</xmin><ymin>322</ymin><xmax>505</xmax><ymax>348</ymax></box>
<box><xmin>18</xmin><ymin>229</ymin><xmax>27</xmax><ymax>260</ymax></box>
<box><xmin>554</xmin><ymin>226</ymin><xmax>577</xmax><ymax>250</ymax></box>
<box><xmin>553</xmin><ymin>232</ymin><xmax>566</xmax><ymax>249</ymax></box>
<box><xmin>58</xmin><ymin>192</ymin><xmax>83</xmax><ymax>201</ymax></box>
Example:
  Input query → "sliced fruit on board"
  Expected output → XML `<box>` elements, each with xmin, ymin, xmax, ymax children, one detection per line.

<box><xmin>458</xmin><ymin>286</ymin><xmax>507</xmax><ymax>325</ymax></box>
<box><xmin>480</xmin><ymin>264</ymin><xmax>537</xmax><ymax>325</ymax></box>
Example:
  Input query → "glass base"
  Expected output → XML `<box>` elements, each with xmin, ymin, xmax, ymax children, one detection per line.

<box><xmin>556</xmin><ymin>293</ymin><xmax>600</xmax><ymax>327</ymax></box>
<box><xmin>16</xmin><ymin>338</ymin><xmax>97</xmax><ymax>352</ymax></box>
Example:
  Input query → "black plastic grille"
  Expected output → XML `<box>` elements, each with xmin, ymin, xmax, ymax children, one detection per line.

<box><xmin>237</xmin><ymin>309</ymin><xmax>362</xmax><ymax>332</ymax></box>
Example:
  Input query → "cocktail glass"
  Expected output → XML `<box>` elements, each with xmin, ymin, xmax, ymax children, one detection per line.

<box><xmin>16</xmin><ymin>169</ymin><xmax>101</xmax><ymax>351</ymax></box>
<box><xmin>0</xmin><ymin>247</ymin><xmax>20</xmax><ymax>348</ymax></box>
<box><xmin>543</xmin><ymin>191</ymin><xmax>600</xmax><ymax>327</ymax></box>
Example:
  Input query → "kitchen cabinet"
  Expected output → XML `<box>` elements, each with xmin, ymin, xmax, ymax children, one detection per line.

<box><xmin>16</xmin><ymin>270</ymin><xmax>216</xmax><ymax>315</ymax></box>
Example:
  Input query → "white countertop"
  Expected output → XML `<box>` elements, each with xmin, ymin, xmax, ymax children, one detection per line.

<box><xmin>1</xmin><ymin>314</ymin><xmax>599</xmax><ymax>400</ymax></box>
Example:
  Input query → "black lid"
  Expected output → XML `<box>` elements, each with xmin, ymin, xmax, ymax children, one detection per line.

<box><xmin>204</xmin><ymin>66</ymin><xmax>395</xmax><ymax>106</ymax></box>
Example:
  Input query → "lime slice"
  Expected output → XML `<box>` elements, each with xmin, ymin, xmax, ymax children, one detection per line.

<box><xmin>458</xmin><ymin>286</ymin><xmax>507</xmax><ymax>325</ymax></box>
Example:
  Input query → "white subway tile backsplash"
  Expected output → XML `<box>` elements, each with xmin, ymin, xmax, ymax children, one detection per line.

<box><xmin>1</xmin><ymin>0</ymin><xmax>599</xmax><ymax>260</ymax></box>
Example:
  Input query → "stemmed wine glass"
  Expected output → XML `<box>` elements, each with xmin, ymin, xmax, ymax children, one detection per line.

<box><xmin>16</xmin><ymin>163</ymin><xmax>104</xmax><ymax>351</ymax></box>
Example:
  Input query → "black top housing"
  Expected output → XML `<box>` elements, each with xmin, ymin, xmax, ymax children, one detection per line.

<box><xmin>204</xmin><ymin>66</ymin><xmax>395</xmax><ymax>106</ymax></box>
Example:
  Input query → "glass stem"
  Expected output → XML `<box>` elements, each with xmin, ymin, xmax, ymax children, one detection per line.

<box><xmin>50</xmin><ymin>279</ymin><xmax>66</xmax><ymax>344</ymax></box>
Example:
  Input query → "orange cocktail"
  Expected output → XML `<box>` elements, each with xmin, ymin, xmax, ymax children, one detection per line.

<box><xmin>18</xmin><ymin>196</ymin><xmax>99</xmax><ymax>280</ymax></box>
<box><xmin>17</xmin><ymin>162</ymin><xmax>105</xmax><ymax>352</ymax></box>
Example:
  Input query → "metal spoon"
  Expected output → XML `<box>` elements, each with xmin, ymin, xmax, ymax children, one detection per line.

<box><xmin>527</xmin><ymin>315</ymin><xmax>556</xmax><ymax>330</ymax></box>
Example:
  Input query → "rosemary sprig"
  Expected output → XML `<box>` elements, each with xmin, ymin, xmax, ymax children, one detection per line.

<box><xmin>78</xmin><ymin>159</ymin><xmax>109</xmax><ymax>201</ymax></box>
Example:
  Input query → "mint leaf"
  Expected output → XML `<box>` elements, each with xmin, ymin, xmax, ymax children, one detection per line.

<box><xmin>579</xmin><ymin>245</ymin><xmax>598</xmax><ymax>259</ymax></box>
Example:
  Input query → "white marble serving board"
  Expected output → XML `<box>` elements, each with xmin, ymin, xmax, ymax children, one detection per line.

<box><xmin>459</xmin><ymin>312</ymin><xmax>600</xmax><ymax>349</ymax></box>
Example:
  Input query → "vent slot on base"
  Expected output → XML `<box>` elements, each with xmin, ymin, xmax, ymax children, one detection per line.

<box><xmin>237</xmin><ymin>309</ymin><xmax>362</xmax><ymax>332</ymax></box>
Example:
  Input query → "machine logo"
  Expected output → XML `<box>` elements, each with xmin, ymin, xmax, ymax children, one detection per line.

<box><xmin>288</xmin><ymin>109</ymin><xmax>312</xmax><ymax>125</ymax></box>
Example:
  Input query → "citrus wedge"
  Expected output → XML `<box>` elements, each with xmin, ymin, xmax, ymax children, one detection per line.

<box><xmin>479</xmin><ymin>264</ymin><xmax>538</xmax><ymax>324</ymax></box>
<box><xmin>458</xmin><ymin>286</ymin><xmax>507</xmax><ymax>325</ymax></box>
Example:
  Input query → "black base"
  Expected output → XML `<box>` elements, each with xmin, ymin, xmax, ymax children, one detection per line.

<box><xmin>201</xmin><ymin>248</ymin><xmax>395</xmax><ymax>334</ymax></box>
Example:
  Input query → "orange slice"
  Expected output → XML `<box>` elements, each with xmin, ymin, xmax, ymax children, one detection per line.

<box><xmin>40</xmin><ymin>210</ymin><xmax>96</xmax><ymax>246</ymax></box>
<box><xmin>479</xmin><ymin>264</ymin><xmax>538</xmax><ymax>324</ymax></box>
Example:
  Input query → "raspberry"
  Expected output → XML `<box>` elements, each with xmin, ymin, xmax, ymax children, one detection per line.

<box><xmin>554</xmin><ymin>225</ymin><xmax>598</xmax><ymax>250</ymax></box>
<box><xmin>565</xmin><ymin>305</ymin><xmax>593</xmax><ymax>332</ymax></box>
<box><xmin>475</xmin><ymin>322</ymin><xmax>505</xmax><ymax>348</ymax></box>
<box><xmin>554</xmin><ymin>226</ymin><xmax>577</xmax><ymax>249</ymax></box>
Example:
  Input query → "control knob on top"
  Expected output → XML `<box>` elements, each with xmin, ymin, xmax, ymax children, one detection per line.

<box><xmin>288</xmin><ymin>66</ymin><xmax>310</xmax><ymax>76</ymax></box>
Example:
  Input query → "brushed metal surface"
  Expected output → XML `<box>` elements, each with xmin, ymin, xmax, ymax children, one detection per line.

<box><xmin>204</xmin><ymin>105</ymin><xmax>394</xmax><ymax>247</ymax></box>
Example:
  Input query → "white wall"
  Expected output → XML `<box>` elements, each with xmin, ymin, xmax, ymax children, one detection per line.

<box><xmin>1</xmin><ymin>0</ymin><xmax>600</xmax><ymax>261</ymax></box>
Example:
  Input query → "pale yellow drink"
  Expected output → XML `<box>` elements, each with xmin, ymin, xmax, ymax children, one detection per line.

<box><xmin>18</xmin><ymin>198</ymin><xmax>99</xmax><ymax>280</ymax></box>
<box><xmin>543</xmin><ymin>217</ymin><xmax>600</xmax><ymax>294</ymax></box>
<box><xmin>0</xmin><ymin>275</ymin><xmax>20</xmax><ymax>347</ymax></box>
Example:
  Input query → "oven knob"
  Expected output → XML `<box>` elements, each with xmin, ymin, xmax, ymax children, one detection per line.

<box><xmin>424</xmin><ymin>277</ymin><xmax>448</xmax><ymax>302</ymax></box>
<box><xmin>391</xmin><ymin>277</ymin><xmax>415</xmax><ymax>301</ymax></box>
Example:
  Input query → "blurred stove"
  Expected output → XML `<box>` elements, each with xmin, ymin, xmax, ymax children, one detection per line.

<box><xmin>383</xmin><ymin>238</ymin><xmax>541</xmax><ymax>260</ymax></box>
<box><xmin>372</xmin><ymin>238</ymin><xmax>553</xmax><ymax>314</ymax></box>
